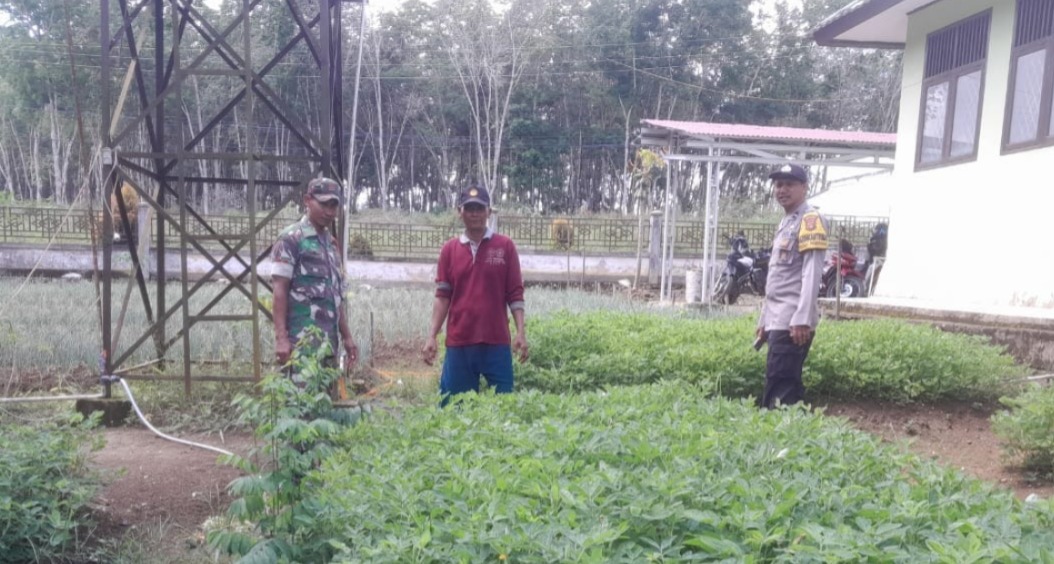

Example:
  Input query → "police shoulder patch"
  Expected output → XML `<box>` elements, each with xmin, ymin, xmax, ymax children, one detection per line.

<box><xmin>797</xmin><ymin>211</ymin><xmax>828</xmax><ymax>252</ymax></box>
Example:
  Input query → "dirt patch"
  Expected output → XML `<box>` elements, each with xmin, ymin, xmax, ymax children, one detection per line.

<box><xmin>819</xmin><ymin>400</ymin><xmax>1053</xmax><ymax>500</ymax></box>
<box><xmin>370</xmin><ymin>340</ymin><xmax>427</xmax><ymax>369</ymax></box>
<box><xmin>1</xmin><ymin>365</ymin><xmax>95</xmax><ymax>395</ymax></box>
<box><xmin>366</xmin><ymin>341</ymin><xmax>439</xmax><ymax>388</ymax></box>
<box><xmin>84</xmin><ymin>348</ymin><xmax>419</xmax><ymax>552</ymax></box>
<box><xmin>86</xmin><ymin>428</ymin><xmax>254</xmax><ymax>560</ymax></box>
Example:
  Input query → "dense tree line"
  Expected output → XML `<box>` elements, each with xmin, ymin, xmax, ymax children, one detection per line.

<box><xmin>0</xmin><ymin>0</ymin><xmax>900</xmax><ymax>216</ymax></box>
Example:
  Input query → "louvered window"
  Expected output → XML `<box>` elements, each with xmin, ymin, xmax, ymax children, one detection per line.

<box><xmin>1004</xmin><ymin>0</ymin><xmax>1054</xmax><ymax>152</ymax></box>
<box><xmin>917</xmin><ymin>11</ymin><xmax>990</xmax><ymax>168</ymax></box>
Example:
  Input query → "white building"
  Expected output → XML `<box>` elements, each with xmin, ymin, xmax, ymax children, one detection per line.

<box><xmin>816</xmin><ymin>0</ymin><xmax>1054</xmax><ymax>308</ymax></box>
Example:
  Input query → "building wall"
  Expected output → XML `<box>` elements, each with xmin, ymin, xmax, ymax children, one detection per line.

<box><xmin>879</xmin><ymin>0</ymin><xmax>1054</xmax><ymax>307</ymax></box>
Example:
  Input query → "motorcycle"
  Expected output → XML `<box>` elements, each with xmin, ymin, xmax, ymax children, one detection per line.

<box><xmin>712</xmin><ymin>232</ymin><xmax>770</xmax><ymax>305</ymax></box>
<box><xmin>819</xmin><ymin>239</ymin><xmax>865</xmax><ymax>298</ymax></box>
<box><xmin>862</xmin><ymin>223</ymin><xmax>888</xmax><ymax>292</ymax></box>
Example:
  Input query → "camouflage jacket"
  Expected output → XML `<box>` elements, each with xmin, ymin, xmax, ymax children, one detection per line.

<box><xmin>270</xmin><ymin>216</ymin><xmax>345</xmax><ymax>352</ymax></box>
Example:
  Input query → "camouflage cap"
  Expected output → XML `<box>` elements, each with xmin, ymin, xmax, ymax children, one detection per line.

<box><xmin>307</xmin><ymin>177</ymin><xmax>341</xmax><ymax>203</ymax></box>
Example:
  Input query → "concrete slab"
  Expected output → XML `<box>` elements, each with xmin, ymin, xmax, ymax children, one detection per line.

<box><xmin>0</xmin><ymin>243</ymin><xmax>704</xmax><ymax>285</ymax></box>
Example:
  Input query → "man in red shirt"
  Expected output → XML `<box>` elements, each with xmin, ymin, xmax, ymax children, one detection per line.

<box><xmin>422</xmin><ymin>184</ymin><xmax>528</xmax><ymax>401</ymax></box>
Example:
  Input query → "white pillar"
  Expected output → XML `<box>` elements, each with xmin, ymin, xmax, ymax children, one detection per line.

<box><xmin>701</xmin><ymin>147</ymin><xmax>720</xmax><ymax>304</ymax></box>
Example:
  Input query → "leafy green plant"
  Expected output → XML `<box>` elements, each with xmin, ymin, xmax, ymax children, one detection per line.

<box><xmin>517</xmin><ymin>309</ymin><xmax>753</xmax><ymax>395</ymax></box>
<box><xmin>207</xmin><ymin>332</ymin><xmax>364</xmax><ymax>563</ymax></box>
<box><xmin>807</xmin><ymin>318</ymin><xmax>1025</xmax><ymax>402</ymax></box>
<box><xmin>307</xmin><ymin>385</ymin><xmax>1054</xmax><ymax>561</ymax></box>
<box><xmin>993</xmin><ymin>384</ymin><xmax>1054</xmax><ymax>473</ymax></box>
<box><xmin>517</xmin><ymin>312</ymin><xmax>1024</xmax><ymax>403</ymax></box>
<box><xmin>0</xmin><ymin>413</ymin><xmax>103</xmax><ymax>562</ymax></box>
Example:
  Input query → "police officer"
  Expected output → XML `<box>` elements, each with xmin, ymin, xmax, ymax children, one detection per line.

<box><xmin>755</xmin><ymin>164</ymin><xmax>827</xmax><ymax>408</ymax></box>
<box><xmin>270</xmin><ymin>177</ymin><xmax>358</xmax><ymax>377</ymax></box>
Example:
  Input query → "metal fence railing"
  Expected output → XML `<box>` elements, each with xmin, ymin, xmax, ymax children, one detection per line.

<box><xmin>502</xmin><ymin>215</ymin><xmax>885</xmax><ymax>257</ymax></box>
<box><xmin>713</xmin><ymin>216</ymin><xmax>888</xmax><ymax>253</ymax></box>
<box><xmin>0</xmin><ymin>205</ymin><xmax>886</xmax><ymax>261</ymax></box>
<box><xmin>347</xmin><ymin>222</ymin><xmax>461</xmax><ymax>261</ymax></box>
<box><xmin>0</xmin><ymin>205</ymin><xmax>99</xmax><ymax>244</ymax></box>
<box><xmin>502</xmin><ymin>215</ymin><xmax>645</xmax><ymax>254</ymax></box>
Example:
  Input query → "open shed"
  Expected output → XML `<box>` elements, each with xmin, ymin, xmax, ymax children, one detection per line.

<box><xmin>638</xmin><ymin>120</ymin><xmax>896</xmax><ymax>303</ymax></box>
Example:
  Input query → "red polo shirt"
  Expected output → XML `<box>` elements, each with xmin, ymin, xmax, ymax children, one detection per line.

<box><xmin>435</xmin><ymin>231</ymin><xmax>525</xmax><ymax>347</ymax></box>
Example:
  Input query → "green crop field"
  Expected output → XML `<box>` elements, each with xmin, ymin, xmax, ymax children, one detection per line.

<box><xmin>4</xmin><ymin>277</ymin><xmax>1053</xmax><ymax>563</ymax></box>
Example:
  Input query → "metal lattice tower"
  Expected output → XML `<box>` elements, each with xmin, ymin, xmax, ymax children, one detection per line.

<box><xmin>99</xmin><ymin>0</ymin><xmax>362</xmax><ymax>392</ymax></box>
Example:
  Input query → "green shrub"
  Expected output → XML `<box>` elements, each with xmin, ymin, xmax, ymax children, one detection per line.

<box><xmin>806</xmin><ymin>318</ymin><xmax>1025</xmax><ymax>402</ymax></box>
<box><xmin>517</xmin><ymin>311</ymin><xmax>760</xmax><ymax>396</ymax></box>
<box><xmin>208</xmin><ymin>332</ymin><xmax>366</xmax><ymax>563</ymax></box>
<box><xmin>550</xmin><ymin>218</ymin><xmax>573</xmax><ymax>250</ymax></box>
<box><xmin>0</xmin><ymin>414</ymin><xmax>102</xmax><ymax>562</ymax></box>
<box><xmin>993</xmin><ymin>385</ymin><xmax>1054</xmax><ymax>472</ymax></box>
<box><xmin>308</xmin><ymin>385</ymin><xmax>1054</xmax><ymax>562</ymax></box>
<box><xmin>516</xmin><ymin>312</ymin><xmax>1024</xmax><ymax>403</ymax></box>
<box><xmin>347</xmin><ymin>233</ymin><xmax>374</xmax><ymax>258</ymax></box>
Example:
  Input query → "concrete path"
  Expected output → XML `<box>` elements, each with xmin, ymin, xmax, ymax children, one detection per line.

<box><xmin>0</xmin><ymin>243</ymin><xmax>708</xmax><ymax>285</ymax></box>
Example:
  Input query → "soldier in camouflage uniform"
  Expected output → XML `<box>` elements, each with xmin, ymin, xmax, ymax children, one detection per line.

<box><xmin>755</xmin><ymin>164</ymin><xmax>827</xmax><ymax>409</ymax></box>
<box><xmin>270</xmin><ymin>178</ymin><xmax>358</xmax><ymax>373</ymax></box>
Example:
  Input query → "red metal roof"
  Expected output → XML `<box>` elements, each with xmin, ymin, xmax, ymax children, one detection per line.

<box><xmin>642</xmin><ymin>120</ymin><xmax>897</xmax><ymax>147</ymax></box>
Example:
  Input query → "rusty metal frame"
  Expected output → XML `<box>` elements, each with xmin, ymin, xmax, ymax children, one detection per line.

<box><xmin>100</xmin><ymin>0</ymin><xmax>360</xmax><ymax>392</ymax></box>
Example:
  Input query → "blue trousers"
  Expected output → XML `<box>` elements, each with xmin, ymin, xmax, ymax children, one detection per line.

<box><xmin>440</xmin><ymin>344</ymin><xmax>514</xmax><ymax>403</ymax></box>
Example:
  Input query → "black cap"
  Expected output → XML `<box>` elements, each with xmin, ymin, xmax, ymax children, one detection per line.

<box><xmin>458</xmin><ymin>185</ymin><xmax>491</xmax><ymax>207</ymax></box>
<box><xmin>769</xmin><ymin>163</ymin><xmax>809</xmax><ymax>184</ymax></box>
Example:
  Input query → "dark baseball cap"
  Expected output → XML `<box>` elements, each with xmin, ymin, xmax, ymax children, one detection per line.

<box><xmin>307</xmin><ymin>177</ymin><xmax>341</xmax><ymax>203</ymax></box>
<box><xmin>769</xmin><ymin>163</ymin><xmax>809</xmax><ymax>184</ymax></box>
<box><xmin>459</xmin><ymin>185</ymin><xmax>491</xmax><ymax>207</ymax></box>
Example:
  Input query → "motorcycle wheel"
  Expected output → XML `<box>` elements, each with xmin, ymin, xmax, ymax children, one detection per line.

<box><xmin>726</xmin><ymin>285</ymin><xmax>740</xmax><ymax>305</ymax></box>
<box><xmin>712</xmin><ymin>274</ymin><xmax>739</xmax><ymax>305</ymax></box>
<box><xmin>826</xmin><ymin>276</ymin><xmax>864</xmax><ymax>298</ymax></box>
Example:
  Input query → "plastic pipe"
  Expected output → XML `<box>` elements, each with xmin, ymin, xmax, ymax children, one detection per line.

<box><xmin>118</xmin><ymin>378</ymin><xmax>234</xmax><ymax>457</ymax></box>
<box><xmin>0</xmin><ymin>393</ymin><xmax>104</xmax><ymax>403</ymax></box>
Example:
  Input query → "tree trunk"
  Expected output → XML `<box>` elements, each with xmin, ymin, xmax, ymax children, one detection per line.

<box><xmin>189</xmin><ymin>76</ymin><xmax>211</xmax><ymax>215</ymax></box>
<box><xmin>30</xmin><ymin>126</ymin><xmax>42</xmax><ymax>202</ymax></box>
<box><xmin>370</xmin><ymin>35</ymin><xmax>389</xmax><ymax>209</ymax></box>
<box><xmin>620</xmin><ymin>100</ymin><xmax>633</xmax><ymax>215</ymax></box>
<box><xmin>48</xmin><ymin>101</ymin><xmax>67</xmax><ymax>205</ymax></box>
<box><xmin>0</xmin><ymin>116</ymin><xmax>15</xmax><ymax>197</ymax></box>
